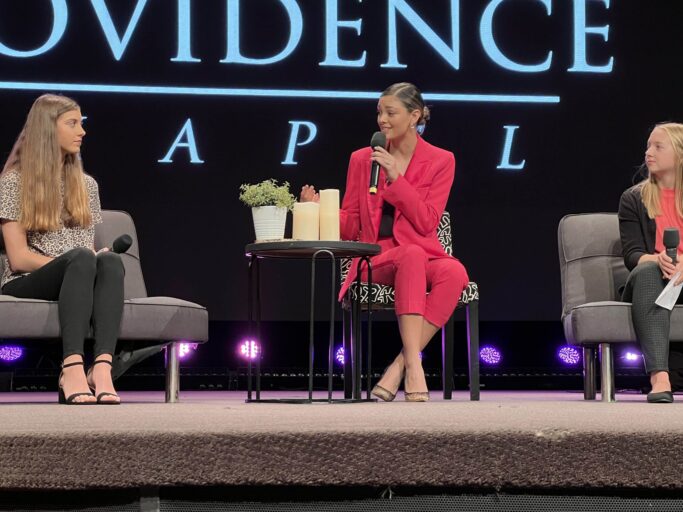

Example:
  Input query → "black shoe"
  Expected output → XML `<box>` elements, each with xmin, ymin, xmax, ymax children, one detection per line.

<box><xmin>647</xmin><ymin>391</ymin><xmax>674</xmax><ymax>403</ymax></box>
<box><xmin>58</xmin><ymin>361</ymin><xmax>96</xmax><ymax>405</ymax></box>
<box><xmin>86</xmin><ymin>359</ymin><xmax>121</xmax><ymax>405</ymax></box>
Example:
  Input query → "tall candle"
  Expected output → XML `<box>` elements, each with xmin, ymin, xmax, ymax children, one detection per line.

<box><xmin>292</xmin><ymin>202</ymin><xmax>319</xmax><ymax>240</ymax></box>
<box><xmin>319</xmin><ymin>189</ymin><xmax>340</xmax><ymax>241</ymax></box>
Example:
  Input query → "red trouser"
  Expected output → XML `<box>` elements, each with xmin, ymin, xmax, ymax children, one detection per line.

<box><xmin>361</xmin><ymin>243</ymin><xmax>469</xmax><ymax>328</ymax></box>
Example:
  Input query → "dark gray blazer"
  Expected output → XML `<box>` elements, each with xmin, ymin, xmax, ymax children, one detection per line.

<box><xmin>618</xmin><ymin>184</ymin><xmax>656</xmax><ymax>271</ymax></box>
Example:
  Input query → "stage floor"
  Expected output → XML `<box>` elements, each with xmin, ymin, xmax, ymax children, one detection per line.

<box><xmin>1</xmin><ymin>390</ymin><xmax>681</xmax><ymax>492</ymax></box>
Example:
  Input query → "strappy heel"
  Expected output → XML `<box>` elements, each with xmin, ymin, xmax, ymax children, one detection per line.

<box><xmin>86</xmin><ymin>359</ymin><xmax>121</xmax><ymax>405</ymax></box>
<box><xmin>58</xmin><ymin>361</ymin><xmax>95</xmax><ymax>405</ymax></box>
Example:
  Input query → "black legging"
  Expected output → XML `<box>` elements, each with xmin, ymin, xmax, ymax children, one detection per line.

<box><xmin>621</xmin><ymin>260</ymin><xmax>683</xmax><ymax>373</ymax></box>
<box><xmin>2</xmin><ymin>247</ymin><xmax>124</xmax><ymax>358</ymax></box>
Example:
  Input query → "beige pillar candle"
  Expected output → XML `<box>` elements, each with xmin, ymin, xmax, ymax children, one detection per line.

<box><xmin>319</xmin><ymin>189</ymin><xmax>340</xmax><ymax>241</ymax></box>
<box><xmin>292</xmin><ymin>202</ymin><xmax>320</xmax><ymax>240</ymax></box>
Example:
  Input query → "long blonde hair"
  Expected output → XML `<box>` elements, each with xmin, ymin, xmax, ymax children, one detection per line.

<box><xmin>641</xmin><ymin>122</ymin><xmax>683</xmax><ymax>219</ymax></box>
<box><xmin>1</xmin><ymin>94</ymin><xmax>91</xmax><ymax>231</ymax></box>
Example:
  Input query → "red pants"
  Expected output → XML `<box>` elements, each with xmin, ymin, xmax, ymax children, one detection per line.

<box><xmin>361</xmin><ymin>243</ymin><xmax>469</xmax><ymax>328</ymax></box>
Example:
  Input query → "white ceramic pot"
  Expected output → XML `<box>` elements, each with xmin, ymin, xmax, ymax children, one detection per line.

<box><xmin>251</xmin><ymin>206</ymin><xmax>287</xmax><ymax>241</ymax></box>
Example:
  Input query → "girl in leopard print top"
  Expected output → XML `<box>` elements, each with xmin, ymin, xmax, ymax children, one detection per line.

<box><xmin>0</xmin><ymin>94</ymin><xmax>124</xmax><ymax>405</ymax></box>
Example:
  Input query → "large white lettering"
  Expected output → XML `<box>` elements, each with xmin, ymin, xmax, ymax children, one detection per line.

<box><xmin>159</xmin><ymin>119</ymin><xmax>205</xmax><ymax>164</ymax></box>
<box><xmin>0</xmin><ymin>0</ymin><xmax>67</xmax><ymax>58</ymax></box>
<box><xmin>319</xmin><ymin>0</ymin><xmax>365</xmax><ymax>67</ymax></box>
<box><xmin>90</xmin><ymin>0</ymin><xmax>148</xmax><ymax>61</ymax></box>
<box><xmin>222</xmin><ymin>0</ymin><xmax>303</xmax><ymax>65</ymax></box>
<box><xmin>480</xmin><ymin>0</ymin><xmax>553</xmax><ymax>73</ymax></box>
<box><xmin>382</xmin><ymin>0</ymin><xmax>460</xmax><ymax>70</ymax></box>
<box><xmin>569</xmin><ymin>0</ymin><xmax>613</xmax><ymax>73</ymax></box>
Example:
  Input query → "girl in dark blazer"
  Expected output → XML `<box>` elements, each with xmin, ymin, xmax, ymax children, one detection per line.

<box><xmin>301</xmin><ymin>83</ymin><xmax>469</xmax><ymax>402</ymax></box>
<box><xmin>619</xmin><ymin>122</ymin><xmax>683</xmax><ymax>403</ymax></box>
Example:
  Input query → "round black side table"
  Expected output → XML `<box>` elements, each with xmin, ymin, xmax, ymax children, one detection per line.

<box><xmin>244</xmin><ymin>240</ymin><xmax>380</xmax><ymax>403</ymax></box>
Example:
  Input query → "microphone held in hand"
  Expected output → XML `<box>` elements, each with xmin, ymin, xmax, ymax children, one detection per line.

<box><xmin>111</xmin><ymin>234</ymin><xmax>133</xmax><ymax>254</ymax></box>
<box><xmin>664</xmin><ymin>227</ymin><xmax>679</xmax><ymax>266</ymax></box>
<box><xmin>369</xmin><ymin>131</ymin><xmax>386</xmax><ymax>195</ymax></box>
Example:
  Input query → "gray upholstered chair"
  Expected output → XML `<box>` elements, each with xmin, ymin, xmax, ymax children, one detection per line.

<box><xmin>0</xmin><ymin>210</ymin><xmax>208</xmax><ymax>402</ymax></box>
<box><xmin>341</xmin><ymin>211</ymin><xmax>480</xmax><ymax>400</ymax></box>
<box><xmin>559</xmin><ymin>212</ymin><xmax>683</xmax><ymax>402</ymax></box>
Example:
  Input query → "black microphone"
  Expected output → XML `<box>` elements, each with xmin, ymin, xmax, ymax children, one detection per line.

<box><xmin>111</xmin><ymin>234</ymin><xmax>133</xmax><ymax>254</ymax></box>
<box><xmin>664</xmin><ymin>228</ymin><xmax>679</xmax><ymax>266</ymax></box>
<box><xmin>369</xmin><ymin>131</ymin><xmax>386</xmax><ymax>195</ymax></box>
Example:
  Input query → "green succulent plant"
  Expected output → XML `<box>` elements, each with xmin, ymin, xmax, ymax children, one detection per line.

<box><xmin>239</xmin><ymin>179</ymin><xmax>296</xmax><ymax>210</ymax></box>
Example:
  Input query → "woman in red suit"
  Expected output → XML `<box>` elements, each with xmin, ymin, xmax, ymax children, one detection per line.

<box><xmin>302</xmin><ymin>82</ymin><xmax>469</xmax><ymax>402</ymax></box>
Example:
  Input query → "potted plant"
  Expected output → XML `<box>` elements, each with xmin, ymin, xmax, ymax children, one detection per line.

<box><xmin>239</xmin><ymin>179</ymin><xmax>296</xmax><ymax>241</ymax></box>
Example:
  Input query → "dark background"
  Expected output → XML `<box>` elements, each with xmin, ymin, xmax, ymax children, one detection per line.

<box><xmin>0</xmin><ymin>0</ymin><xmax>681</xmax><ymax>328</ymax></box>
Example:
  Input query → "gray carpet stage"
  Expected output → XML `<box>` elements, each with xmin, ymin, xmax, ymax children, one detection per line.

<box><xmin>0</xmin><ymin>390</ymin><xmax>680</xmax><ymax>492</ymax></box>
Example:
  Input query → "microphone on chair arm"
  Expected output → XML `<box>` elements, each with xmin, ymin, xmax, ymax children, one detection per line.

<box><xmin>664</xmin><ymin>228</ymin><xmax>679</xmax><ymax>265</ymax></box>
<box><xmin>110</xmin><ymin>234</ymin><xmax>133</xmax><ymax>254</ymax></box>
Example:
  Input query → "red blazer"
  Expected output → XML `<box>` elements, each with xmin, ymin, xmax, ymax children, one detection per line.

<box><xmin>339</xmin><ymin>135</ymin><xmax>456</xmax><ymax>299</ymax></box>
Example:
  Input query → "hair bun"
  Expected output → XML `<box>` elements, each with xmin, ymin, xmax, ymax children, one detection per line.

<box><xmin>421</xmin><ymin>106</ymin><xmax>431</xmax><ymax>124</ymax></box>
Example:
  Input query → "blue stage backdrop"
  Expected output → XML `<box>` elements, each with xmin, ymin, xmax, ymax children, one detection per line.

<box><xmin>0</xmin><ymin>1</ymin><xmax>679</xmax><ymax>322</ymax></box>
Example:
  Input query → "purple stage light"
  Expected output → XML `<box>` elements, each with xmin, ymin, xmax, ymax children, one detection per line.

<box><xmin>178</xmin><ymin>342</ymin><xmax>197</xmax><ymax>359</ymax></box>
<box><xmin>240</xmin><ymin>340</ymin><xmax>260</xmax><ymax>360</ymax></box>
<box><xmin>335</xmin><ymin>346</ymin><xmax>345</xmax><ymax>365</ymax></box>
<box><xmin>623</xmin><ymin>350</ymin><xmax>642</xmax><ymax>364</ymax></box>
<box><xmin>558</xmin><ymin>346</ymin><xmax>581</xmax><ymax>365</ymax></box>
<box><xmin>0</xmin><ymin>345</ymin><xmax>23</xmax><ymax>362</ymax></box>
<box><xmin>479</xmin><ymin>346</ymin><xmax>502</xmax><ymax>365</ymax></box>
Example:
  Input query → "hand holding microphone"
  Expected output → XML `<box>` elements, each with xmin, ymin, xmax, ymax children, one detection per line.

<box><xmin>662</xmin><ymin>228</ymin><xmax>683</xmax><ymax>283</ymax></box>
<box><xmin>369</xmin><ymin>131</ymin><xmax>386</xmax><ymax>195</ymax></box>
<box><xmin>664</xmin><ymin>228</ymin><xmax>679</xmax><ymax>264</ymax></box>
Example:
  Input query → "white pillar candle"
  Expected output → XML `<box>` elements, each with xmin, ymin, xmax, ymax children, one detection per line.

<box><xmin>319</xmin><ymin>189</ymin><xmax>340</xmax><ymax>241</ymax></box>
<box><xmin>292</xmin><ymin>202</ymin><xmax>320</xmax><ymax>240</ymax></box>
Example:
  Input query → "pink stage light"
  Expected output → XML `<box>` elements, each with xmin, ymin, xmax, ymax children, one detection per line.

<box><xmin>558</xmin><ymin>346</ymin><xmax>581</xmax><ymax>366</ymax></box>
<box><xmin>178</xmin><ymin>342</ymin><xmax>197</xmax><ymax>359</ymax></box>
<box><xmin>335</xmin><ymin>346</ymin><xmax>411</xmax><ymax>365</ymax></box>
<box><xmin>623</xmin><ymin>350</ymin><xmax>641</xmax><ymax>364</ymax></box>
<box><xmin>335</xmin><ymin>346</ymin><xmax>345</xmax><ymax>365</ymax></box>
<box><xmin>480</xmin><ymin>346</ymin><xmax>502</xmax><ymax>365</ymax></box>
<box><xmin>240</xmin><ymin>340</ymin><xmax>260</xmax><ymax>360</ymax></box>
<box><xmin>0</xmin><ymin>345</ymin><xmax>23</xmax><ymax>362</ymax></box>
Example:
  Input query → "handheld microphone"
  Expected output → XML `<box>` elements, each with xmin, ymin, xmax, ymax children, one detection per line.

<box><xmin>110</xmin><ymin>234</ymin><xmax>133</xmax><ymax>254</ymax></box>
<box><xmin>664</xmin><ymin>228</ymin><xmax>679</xmax><ymax>265</ymax></box>
<box><xmin>369</xmin><ymin>131</ymin><xmax>386</xmax><ymax>195</ymax></box>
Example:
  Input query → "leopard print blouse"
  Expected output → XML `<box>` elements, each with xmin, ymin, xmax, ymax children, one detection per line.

<box><xmin>0</xmin><ymin>169</ymin><xmax>103</xmax><ymax>289</ymax></box>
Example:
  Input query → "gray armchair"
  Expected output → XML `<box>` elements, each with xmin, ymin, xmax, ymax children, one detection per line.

<box><xmin>0</xmin><ymin>210</ymin><xmax>208</xmax><ymax>402</ymax></box>
<box><xmin>558</xmin><ymin>213</ymin><xmax>683</xmax><ymax>402</ymax></box>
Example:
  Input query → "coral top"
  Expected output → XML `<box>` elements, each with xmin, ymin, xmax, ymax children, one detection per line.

<box><xmin>654</xmin><ymin>188</ymin><xmax>683</xmax><ymax>254</ymax></box>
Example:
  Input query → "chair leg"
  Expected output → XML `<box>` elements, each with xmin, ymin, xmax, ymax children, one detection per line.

<box><xmin>466</xmin><ymin>301</ymin><xmax>480</xmax><ymax>401</ymax></box>
<box><xmin>165</xmin><ymin>342</ymin><xmax>180</xmax><ymax>403</ymax></box>
<box><xmin>342</xmin><ymin>306</ymin><xmax>353</xmax><ymax>399</ymax></box>
<box><xmin>351</xmin><ymin>296</ymin><xmax>362</xmax><ymax>400</ymax></box>
<box><xmin>583</xmin><ymin>346</ymin><xmax>597</xmax><ymax>400</ymax></box>
<box><xmin>599</xmin><ymin>343</ymin><xmax>616</xmax><ymax>403</ymax></box>
<box><xmin>442</xmin><ymin>315</ymin><xmax>454</xmax><ymax>400</ymax></box>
